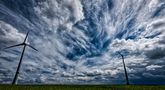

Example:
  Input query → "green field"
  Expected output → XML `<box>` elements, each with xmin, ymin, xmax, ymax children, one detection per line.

<box><xmin>0</xmin><ymin>85</ymin><xmax>165</xmax><ymax>90</ymax></box>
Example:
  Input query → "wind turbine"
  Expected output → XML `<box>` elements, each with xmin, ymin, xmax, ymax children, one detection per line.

<box><xmin>4</xmin><ymin>31</ymin><xmax>38</xmax><ymax>85</ymax></box>
<box><xmin>118</xmin><ymin>52</ymin><xmax>129</xmax><ymax>85</ymax></box>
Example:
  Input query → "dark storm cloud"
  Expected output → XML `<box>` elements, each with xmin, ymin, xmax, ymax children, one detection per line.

<box><xmin>158</xmin><ymin>36</ymin><xmax>165</xmax><ymax>44</ymax></box>
<box><xmin>152</xmin><ymin>22</ymin><xmax>165</xmax><ymax>29</ymax></box>
<box><xmin>145</xmin><ymin>47</ymin><xmax>165</xmax><ymax>59</ymax></box>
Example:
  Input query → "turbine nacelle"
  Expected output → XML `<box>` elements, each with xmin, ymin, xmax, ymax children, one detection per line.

<box><xmin>4</xmin><ymin>43</ymin><xmax>38</xmax><ymax>52</ymax></box>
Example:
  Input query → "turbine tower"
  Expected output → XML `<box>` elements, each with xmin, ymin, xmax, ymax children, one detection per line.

<box><xmin>4</xmin><ymin>31</ymin><xmax>38</xmax><ymax>85</ymax></box>
<box><xmin>118</xmin><ymin>52</ymin><xmax>129</xmax><ymax>85</ymax></box>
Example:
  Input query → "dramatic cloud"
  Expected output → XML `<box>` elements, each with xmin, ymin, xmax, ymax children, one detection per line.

<box><xmin>34</xmin><ymin>0</ymin><xmax>84</xmax><ymax>31</ymax></box>
<box><xmin>0</xmin><ymin>21</ymin><xmax>25</xmax><ymax>48</ymax></box>
<box><xmin>0</xmin><ymin>0</ymin><xmax>165</xmax><ymax>84</ymax></box>
<box><xmin>146</xmin><ymin>65</ymin><xmax>163</xmax><ymax>71</ymax></box>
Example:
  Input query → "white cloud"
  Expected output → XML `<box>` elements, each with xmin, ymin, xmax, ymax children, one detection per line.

<box><xmin>0</xmin><ymin>21</ymin><xmax>25</xmax><ymax>47</ymax></box>
<box><xmin>34</xmin><ymin>0</ymin><xmax>84</xmax><ymax>31</ymax></box>
<box><xmin>148</xmin><ymin>0</ymin><xmax>159</xmax><ymax>11</ymax></box>
<box><xmin>146</xmin><ymin>65</ymin><xmax>163</xmax><ymax>71</ymax></box>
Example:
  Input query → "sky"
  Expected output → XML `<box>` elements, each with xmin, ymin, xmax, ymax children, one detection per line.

<box><xmin>0</xmin><ymin>0</ymin><xmax>165</xmax><ymax>84</ymax></box>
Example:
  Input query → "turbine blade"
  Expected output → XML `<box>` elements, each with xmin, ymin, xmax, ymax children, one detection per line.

<box><xmin>27</xmin><ymin>45</ymin><xmax>38</xmax><ymax>51</ymax></box>
<box><xmin>4</xmin><ymin>43</ymin><xmax>23</xmax><ymax>49</ymax></box>
<box><xmin>23</xmin><ymin>31</ymin><xmax>30</xmax><ymax>43</ymax></box>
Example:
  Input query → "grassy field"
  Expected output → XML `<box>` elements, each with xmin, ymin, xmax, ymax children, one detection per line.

<box><xmin>0</xmin><ymin>85</ymin><xmax>165</xmax><ymax>90</ymax></box>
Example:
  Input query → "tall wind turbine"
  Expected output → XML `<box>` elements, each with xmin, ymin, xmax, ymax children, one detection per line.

<box><xmin>118</xmin><ymin>52</ymin><xmax>129</xmax><ymax>85</ymax></box>
<box><xmin>4</xmin><ymin>31</ymin><xmax>38</xmax><ymax>85</ymax></box>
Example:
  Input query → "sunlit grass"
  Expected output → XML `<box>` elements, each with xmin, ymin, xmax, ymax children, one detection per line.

<box><xmin>0</xmin><ymin>85</ymin><xmax>165</xmax><ymax>90</ymax></box>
